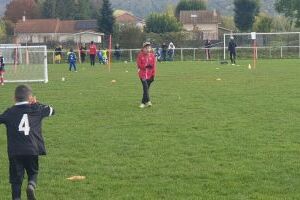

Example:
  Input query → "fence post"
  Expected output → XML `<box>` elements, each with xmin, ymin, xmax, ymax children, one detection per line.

<box><xmin>130</xmin><ymin>49</ymin><xmax>133</xmax><ymax>62</ymax></box>
<box><xmin>223</xmin><ymin>34</ymin><xmax>226</xmax><ymax>60</ymax></box>
<box><xmin>193</xmin><ymin>48</ymin><xmax>196</xmax><ymax>61</ymax></box>
<box><xmin>52</xmin><ymin>51</ymin><xmax>54</xmax><ymax>64</ymax></box>
<box><xmin>181</xmin><ymin>48</ymin><xmax>183</xmax><ymax>61</ymax></box>
<box><xmin>299</xmin><ymin>33</ymin><xmax>300</xmax><ymax>58</ymax></box>
<box><xmin>280</xmin><ymin>46</ymin><xmax>283</xmax><ymax>58</ymax></box>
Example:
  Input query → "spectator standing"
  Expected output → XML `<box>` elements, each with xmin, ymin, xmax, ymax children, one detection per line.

<box><xmin>161</xmin><ymin>43</ymin><xmax>168</xmax><ymax>61</ymax></box>
<box><xmin>114</xmin><ymin>43</ymin><xmax>121</xmax><ymax>61</ymax></box>
<box><xmin>79</xmin><ymin>44</ymin><xmax>87</xmax><ymax>63</ymax></box>
<box><xmin>205</xmin><ymin>39</ymin><xmax>212</xmax><ymax>60</ymax></box>
<box><xmin>228</xmin><ymin>36</ymin><xmax>237</xmax><ymax>65</ymax></box>
<box><xmin>168</xmin><ymin>42</ymin><xmax>175</xmax><ymax>61</ymax></box>
<box><xmin>89</xmin><ymin>41</ymin><xmax>97</xmax><ymax>66</ymax></box>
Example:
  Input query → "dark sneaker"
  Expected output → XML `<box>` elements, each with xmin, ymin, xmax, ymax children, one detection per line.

<box><xmin>26</xmin><ymin>184</ymin><xmax>36</xmax><ymax>200</ymax></box>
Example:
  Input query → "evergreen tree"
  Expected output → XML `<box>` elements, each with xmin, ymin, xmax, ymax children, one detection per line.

<box><xmin>42</xmin><ymin>0</ymin><xmax>89</xmax><ymax>20</ymax></box>
<box><xmin>234</xmin><ymin>0</ymin><xmax>260</xmax><ymax>32</ymax></box>
<box><xmin>42</xmin><ymin>0</ymin><xmax>56</xmax><ymax>18</ymax></box>
<box><xmin>75</xmin><ymin>0</ymin><xmax>91</xmax><ymax>20</ymax></box>
<box><xmin>55</xmin><ymin>0</ymin><xmax>76</xmax><ymax>19</ymax></box>
<box><xmin>97</xmin><ymin>0</ymin><xmax>115</xmax><ymax>35</ymax></box>
<box><xmin>275</xmin><ymin>0</ymin><xmax>300</xmax><ymax>27</ymax></box>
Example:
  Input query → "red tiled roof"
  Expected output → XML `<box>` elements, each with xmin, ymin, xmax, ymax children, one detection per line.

<box><xmin>15</xmin><ymin>19</ymin><xmax>98</xmax><ymax>34</ymax></box>
<box><xmin>15</xmin><ymin>19</ymin><xmax>59</xmax><ymax>33</ymax></box>
<box><xmin>115</xmin><ymin>13</ymin><xmax>138</xmax><ymax>24</ymax></box>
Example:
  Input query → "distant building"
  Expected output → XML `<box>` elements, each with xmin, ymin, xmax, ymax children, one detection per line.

<box><xmin>179</xmin><ymin>10</ymin><xmax>221</xmax><ymax>40</ymax></box>
<box><xmin>14</xmin><ymin>18</ymin><xmax>104</xmax><ymax>44</ymax></box>
<box><xmin>114</xmin><ymin>10</ymin><xmax>145</xmax><ymax>30</ymax></box>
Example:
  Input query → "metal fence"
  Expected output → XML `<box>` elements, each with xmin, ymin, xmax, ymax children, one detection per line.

<box><xmin>45</xmin><ymin>46</ymin><xmax>300</xmax><ymax>64</ymax></box>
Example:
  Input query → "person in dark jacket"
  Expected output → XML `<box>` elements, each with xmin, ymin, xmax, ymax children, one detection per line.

<box><xmin>0</xmin><ymin>53</ymin><xmax>5</xmax><ymax>85</ymax></box>
<box><xmin>0</xmin><ymin>85</ymin><xmax>55</xmax><ymax>200</ymax></box>
<box><xmin>161</xmin><ymin>43</ymin><xmax>168</xmax><ymax>61</ymax></box>
<box><xmin>114</xmin><ymin>43</ymin><xmax>121</xmax><ymax>61</ymax></box>
<box><xmin>228</xmin><ymin>36</ymin><xmax>237</xmax><ymax>65</ymax></box>
<box><xmin>205</xmin><ymin>39</ymin><xmax>212</xmax><ymax>60</ymax></box>
<box><xmin>79</xmin><ymin>44</ymin><xmax>87</xmax><ymax>63</ymax></box>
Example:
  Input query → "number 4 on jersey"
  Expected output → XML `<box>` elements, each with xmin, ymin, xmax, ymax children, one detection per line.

<box><xmin>19</xmin><ymin>114</ymin><xmax>30</xmax><ymax>136</ymax></box>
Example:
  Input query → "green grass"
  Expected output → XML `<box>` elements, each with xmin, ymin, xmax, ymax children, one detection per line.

<box><xmin>0</xmin><ymin>59</ymin><xmax>300</xmax><ymax>199</ymax></box>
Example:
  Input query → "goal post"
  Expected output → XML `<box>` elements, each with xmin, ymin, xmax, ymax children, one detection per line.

<box><xmin>1</xmin><ymin>45</ymin><xmax>48</xmax><ymax>83</ymax></box>
<box><xmin>223</xmin><ymin>32</ymin><xmax>300</xmax><ymax>60</ymax></box>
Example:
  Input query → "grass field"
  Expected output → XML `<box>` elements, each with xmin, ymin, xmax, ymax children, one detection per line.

<box><xmin>0</xmin><ymin>59</ymin><xmax>300</xmax><ymax>199</ymax></box>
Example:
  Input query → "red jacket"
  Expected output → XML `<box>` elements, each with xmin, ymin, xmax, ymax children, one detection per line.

<box><xmin>89</xmin><ymin>44</ymin><xmax>97</xmax><ymax>55</ymax></box>
<box><xmin>136</xmin><ymin>51</ymin><xmax>156</xmax><ymax>80</ymax></box>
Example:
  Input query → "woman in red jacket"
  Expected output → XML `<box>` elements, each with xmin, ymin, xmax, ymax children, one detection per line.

<box><xmin>136</xmin><ymin>42</ymin><xmax>157</xmax><ymax>108</ymax></box>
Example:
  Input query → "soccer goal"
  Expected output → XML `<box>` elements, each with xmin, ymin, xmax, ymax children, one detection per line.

<box><xmin>1</xmin><ymin>45</ymin><xmax>48</xmax><ymax>83</ymax></box>
<box><xmin>223</xmin><ymin>32</ymin><xmax>300</xmax><ymax>60</ymax></box>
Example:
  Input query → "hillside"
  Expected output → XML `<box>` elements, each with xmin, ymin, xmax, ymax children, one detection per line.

<box><xmin>110</xmin><ymin>0</ymin><xmax>277</xmax><ymax>17</ymax></box>
<box><xmin>0</xmin><ymin>0</ymin><xmax>277</xmax><ymax>18</ymax></box>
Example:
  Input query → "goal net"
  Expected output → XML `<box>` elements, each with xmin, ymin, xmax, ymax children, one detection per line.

<box><xmin>223</xmin><ymin>32</ymin><xmax>300</xmax><ymax>60</ymax></box>
<box><xmin>1</xmin><ymin>45</ymin><xmax>48</xmax><ymax>83</ymax></box>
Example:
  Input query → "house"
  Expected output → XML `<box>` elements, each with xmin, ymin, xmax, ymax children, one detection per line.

<box><xmin>14</xmin><ymin>18</ymin><xmax>104</xmax><ymax>44</ymax></box>
<box><xmin>179</xmin><ymin>10</ymin><xmax>221</xmax><ymax>40</ymax></box>
<box><xmin>114</xmin><ymin>10</ymin><xmax>145</xmax><ymax>30</ymax></box>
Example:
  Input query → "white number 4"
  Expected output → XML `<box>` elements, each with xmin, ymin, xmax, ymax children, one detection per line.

<box><xmin>18</xmin><ymin>114</ymin><xmax>30</xmax><ymax>136</ymax></box>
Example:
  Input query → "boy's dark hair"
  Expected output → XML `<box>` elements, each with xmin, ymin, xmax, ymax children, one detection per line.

<box><xmin>91</xmin><ymin>41</ymin><xmax>94</xmax><ymax>44</ymax></box>
<box><xmin>15</xmin><ymin>85</ymin><xmax>32</xmax><ymax>102</ymax></box>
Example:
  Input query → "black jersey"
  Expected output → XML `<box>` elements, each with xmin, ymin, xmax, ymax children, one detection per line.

<box><xmin>0</xmin><ymin>56</ymin><xmax>4</xmax><ymax>71</ymax></box>
<box><xmin>0</xmin><ymin>102</ymin><xmax>55</xmax><ymax>157</ymax></box>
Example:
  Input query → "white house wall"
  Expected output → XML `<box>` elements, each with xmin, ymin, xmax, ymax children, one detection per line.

<box><xmin>183</xmin><ymin>24</ymin><xmax>219</xmax><ymax>40</ymax></box>
<box><xmin>16</xmin><ymin>33</ymin><xmax>102</xmax><ymax>44</ymax></box>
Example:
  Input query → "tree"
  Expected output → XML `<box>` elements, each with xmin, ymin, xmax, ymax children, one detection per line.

<box><xmin>55</xmin><ymin>0</ymin><xmax>76</xmax><ymax>19</ymax></box>
<box><xmin>42</xmin><ymin>0</ymin><xmax>56</xmax><ymax>18</ymax></box>
<box><xmin>113</xmin><ymin>25</ymin><xmax>145</xmax><ymax>49</ymax></box>
<box><xmin>74</xmin><ymin>0</ymin><xmax>91</xmax><ymax>20</ymax></box>
<box><xmin>4</xmin><ymin>0</ymin><xmax>41</xmax><ymax>23</ymax></box>
<box><xmin>275</xmin><ymin>0</ymin><xmax>300</xmax><ymax>27</ymax></box>
<box><xmin>221</xmin><ymin>16</ymin><xmax>237</xmax><ymax>32</ymax></box>
<box><xmin>253</xmin><ymin>13</ymin><xmax>273</xmax><ymax>32</ymax></box>
<box><xmin>145</xmin><ymin>13</ymin><xmax>182</xmax><ymax>33</ymax></box>
<box><xmin>97</xmin><ymin>0</ymin><xmax>115</xmax><ymax>35</ymax></box>
<box><xmin>234</xmin><ymin>0</ymin><xmax>260</xmax><ymax>32</ymax></box>
<box><xmin>175</xmin><ymin>0</ymin><xmax>207</xmax><ymax>19</ymax></box>
<box><xmin>0</xmin><ymin>20</ymin><xmax>7</xmax><ymax>42</ymax></box>
<box><xmin>42</xmin><ymin>0</ymin><xmax>90</xmax><ymax>20</ymax></box>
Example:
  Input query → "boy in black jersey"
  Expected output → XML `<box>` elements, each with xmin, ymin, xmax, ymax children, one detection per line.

<box><xmin>0</xmin><ymin>53</ymin><xmax>5</xmax><ymax>85</ymax></box>
<box><xmin>0</xmin><ymin>85</ymin><xmax>55</xmax><ymax>200</ymax></box>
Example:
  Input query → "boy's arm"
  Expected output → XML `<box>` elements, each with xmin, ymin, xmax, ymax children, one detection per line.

<box><xmin>40</xmin><ymin>104</ymin><xmax>55</xmax><ymax>118</ymax></box>
<box><xmin>29</xmin><ymin>97</ymin><xmax>55</xmax><ymax>118</ymax></box>
<box><xmin>0</xmin><ymin>114</ymin><xmax>4</xmax><ymax>124</ymax></box>
<box><xmin>0</xmin><ymin>110</ymin><xmax>7</xmax><ymax>124</ymax></box>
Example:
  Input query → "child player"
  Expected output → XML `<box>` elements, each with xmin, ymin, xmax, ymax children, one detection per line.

<box><xmin>0</xmin><ymin>53</ymin><xmax>5</xmax><ymax>85</ymax></box>
<box><xmin>68</xmin><ymin>48</ymin><xmax>77</xmax><ymax>72</ymax></box>
<box><xmin>0</xmin><ymin>84</ymin><xmax>55</xmax><ymax>200</ymax></box>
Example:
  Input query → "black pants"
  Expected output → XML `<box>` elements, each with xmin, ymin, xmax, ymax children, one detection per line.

<box><xmin>81</xmin><ymin>54</ymin><xmax>86</xmax><ymax>63</ymax></box>
<box><xmin>90</xmin><ymin>54</ymin><xmax>96</xmax><ymax>66</ymax></box>
<box><xmin>230</xmin><ymin>51</ymin><xmax>236</xmax><ymax>64</ymax></box>
<box><xmin>141</xmin><ymin>77</ymin><xmax>154</xmax><ymax>104</ymax></box>
<box><xmin>9</xmin><ymin>156</ymin><xmax>39</xmax><ymax>199</ymax></box>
